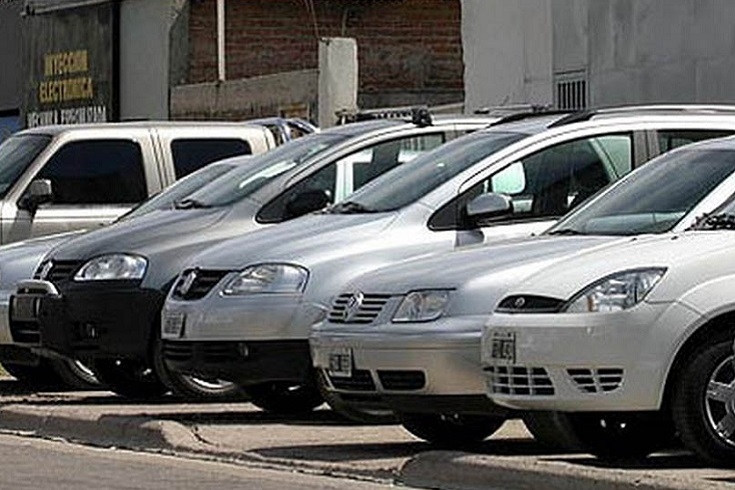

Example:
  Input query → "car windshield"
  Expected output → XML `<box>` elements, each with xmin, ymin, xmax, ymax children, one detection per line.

<box><xmin>183</xmin><ymin>133</ymin><xmax>347</xmax><ymax>207</ymax></box>
<box><xmin>119</xmin><ymin>161</ymin><xmax>240</xmax><ymax>221</ymax></box>
<box><xmin>0</xmin><ymin>134</ymin><xmax>51</xmax><ymax>198</ymax></box>
<box><xmin>548</xmin><ymin>148</ymin><xmax>735</xmax><ymax>236</ymax></box>
<box><xmin>328</xmin><ymin>131</ymin><xmax>526</xmax><ymax>213</ymax></box>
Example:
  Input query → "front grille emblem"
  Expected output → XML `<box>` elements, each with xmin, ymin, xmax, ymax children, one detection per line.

<box><xmin>39</xmin><ymin>261</ymin><xmax>54</xmax><ymax>280</ymax></box>
<box><xmin>342</xmin><ymin>291</ymin><xmax>364</xmax><ymax>322</ymax></box>
<box><xmin>513</xmin><ymin>296</ymin><xmax>526</xmax><ymax>309</ymax></box>
<box><xmin>176</xmin><ymin>269</ymin><xmax>198</xmax><ymax>297</ymax></box>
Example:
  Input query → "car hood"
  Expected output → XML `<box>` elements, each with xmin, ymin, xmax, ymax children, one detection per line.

<box><xmin>507</xmin><ymin>232</ymin><xmax>735</xmax><ymax>302</ymax></box>
<box><xmin>46</xmin><ymin>207</ymin><xmax>237</xmax><ymax>288</ymax></box>
<box><xmin>0</xmin><ymin>230</ymin><xmax>86</xmax><ymax>290</ymax></box>
<box><xmin>189</xmin><ymin>212</ymin><xmax>400</xmax><ymax>270</ymax></box>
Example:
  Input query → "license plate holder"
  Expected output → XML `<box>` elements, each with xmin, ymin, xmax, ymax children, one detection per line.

<box><xmin>162</xmin><ymin>313</ymin><xmax>186</xmax><ymax>337</ymax></box>
<box><xmin>490</xmin><ymin>331</ymin><xmax>516</xmax><ymax>364</ymax></box>
<box><xmin>327</xmin><ymin>348</ymin><xmax>353</xmax><ymax>378</ymax></box>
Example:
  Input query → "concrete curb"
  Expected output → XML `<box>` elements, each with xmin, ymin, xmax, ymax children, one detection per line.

<box><xmin>398</xmin><ymin>451</ymin><xmax>722</xmax><ymax>490</ymax></box>
<box><xmin>0</xmin><ymin>405</ymin><xmax>726</xmax><ymax>490</ymax></box>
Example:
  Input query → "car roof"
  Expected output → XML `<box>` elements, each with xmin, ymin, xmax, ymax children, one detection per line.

<box><xmin>15</xmin><ymin>121</ymin><xmax>272</xmax><ymax>136</ymax></box>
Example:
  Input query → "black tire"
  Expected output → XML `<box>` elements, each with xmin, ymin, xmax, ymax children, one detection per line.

<box><xmin>672</xmin><ymin>339</ymin><xmax>735</xmax><ymax>466</ymax></box>
<box><xmin>92</xmin><ymin>359</ymin><xmax>168</xmax><ymax>399</ymax></box>
<box><xmin>246</xmin><ymin>380</ymin><xmax>323</xmax><ymax>414</ymax></box>
<box><xmin>48</xmin><ymin>359</ymin><xmax>100</xmax><ymax>390</ymax></box>
<box><xmin>2</xmin><ymin>359</ymin><xmax>62</xmax><ymax>388</ymax></box>
<box><xmin>563</xmin><ymin>411</ymin><xmax>674</xmax><ymax>461</ymax></box>
<box><xmin>152</xmin><ymin>340</ymin><xmax>246</xmax><ymax>402</ymax></box>
<box><xmin>522</xmin><ymin>411</ymin><xmax>583</xmax><ymax>451</ymax></box>
<box><xmin>399</xmin><ymin>412</ymin><xmax>506</xmax><ymax>447</ymax></box>
<box><xmin>316</xmin><ymin>372</ymin><xmax>396</xmax><ymax>424</ymax></box>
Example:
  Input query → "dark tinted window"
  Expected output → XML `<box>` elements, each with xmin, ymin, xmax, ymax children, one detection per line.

<box><xmin>549</xmin><ymin>148</ymin><xmax>735</xmax><ymax>236</ymax></box>
<box><xmin>171</xmin><ymin>138</ymin><xmax>251</xmax><ymax>178</ymax></box>
<box><xmin>0</xmin><ymin>134</ymin><xmax>51</xmax><ymax>198</ymax></box>
<box><xmin>430</xmin><ymin>134</ymin><xmax>626</xmax><ymax>230</ymax></box>
<box><xmin>37</xmin><ymin>140</ymin><xmax>147</xmax><ymax>205</ymax></box>
<box><xmin>657</xmin><ymin>130</ymin><xmax>733</xmax><ymax>154</ymax></box>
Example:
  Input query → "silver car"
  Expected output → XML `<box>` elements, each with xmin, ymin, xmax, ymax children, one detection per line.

<box><xmin>160</xmin><ymin>106</ymin><xmax>735</xmax><ymax>414</ymax></box>
<box><xmin>311</xmin><ymin>136</ymin><xmax>735</xmax><ymax>445</ymax></box>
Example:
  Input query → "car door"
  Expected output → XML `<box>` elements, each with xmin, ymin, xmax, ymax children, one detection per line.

<box><xmin>11</xmin><ymin>138</ymin><xmax>153</xmax><ymax>241</ymax></box>
<box><xmin>429</xmin><ymin>132</ymin><xmax>637</xmax><ymax>247</ymax></box>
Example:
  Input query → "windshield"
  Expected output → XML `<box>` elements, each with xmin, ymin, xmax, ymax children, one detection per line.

<box><xmin>119</xmin><ymin>162</ymin><xmax>239</xmax><ymax>221</ymax></box>
<box><xmin>184</xmin><ymin>133</ymin><xmax>347</xmax><ymax>207</ymax></box>
<box><xmin>0</xmin><ymin>134</ymin><xmax>51</xmax><ymax>198</ymax></box>
<box><xmin>333</xmin><ymin>131</ymin><xmax>526</xmax><ymax>213</ymax></box>
<box><xmin>548</xmin><ymin>148</ymin><xmax>735</xmax><ymax>236</ymax></box>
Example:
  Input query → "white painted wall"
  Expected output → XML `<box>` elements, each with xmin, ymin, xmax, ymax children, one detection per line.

<box><xmin>461</xmin><ymin>0</ymin><xmax>553</xmax><ymax>113</ymax></box>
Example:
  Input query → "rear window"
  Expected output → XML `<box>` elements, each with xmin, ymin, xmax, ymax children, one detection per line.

<box><xmin>171</xmin><ymin>138</ymin><xmax>252</xmax><ymax>178</ymax></box>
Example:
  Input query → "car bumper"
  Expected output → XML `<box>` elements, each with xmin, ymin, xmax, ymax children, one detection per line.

<box><xmin>0</xmin><ymin>289</ymin><xmax>12</xmax><ymax>344</ymax></box>
<box><xmin>310</xmin><ymin>316</ymin><xmax>506</xmax><ymax>415</ymax></box>
<box><xmin>481</xmin><ymin>301</ymin><xmax>699</xmax><ymax>412</ymax></box>
<box><xmin>11</xmin><ymin>279</ymin><xmax>164</xmax><ymax>361</ymax></box>
<box><xmin>161</xmin><ymin>339</ymin><xmax>312</xmax><ymax>386</ymax></box>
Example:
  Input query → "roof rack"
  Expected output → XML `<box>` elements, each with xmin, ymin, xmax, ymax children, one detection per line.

<box><xmin>548</xmin><ymin>104</ymin><xmax>735</xmax><ymax>128</ymax></box>
<box><xmin>480</xmin><ymin>105</ymin><xmax>569</xmax><ymax>127</ymax></box>
<box><xmin>336</xmin><ymin>105</ymin><xmax>433</xmax><ymax>127</ymax></box>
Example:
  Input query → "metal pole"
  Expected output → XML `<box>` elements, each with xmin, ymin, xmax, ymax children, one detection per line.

<box><xmin>217</xmin><ymin>0</ymin><xmax>226</xmax><ymax>81</ymax></box>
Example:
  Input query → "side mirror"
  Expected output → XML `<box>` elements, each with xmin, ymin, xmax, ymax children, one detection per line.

<box><xmin>19</xmin><ymin>179</ymin><xmax>53</xmax><ymax>212</ymax></box>
<box><xmin>465</xmin><ymin>192</ymin><xmax>512</xmax><ymax>225</ymax></box>
<box><xmin>284</xmin><ymin>189</ymin><xmax>331</xmax><ymax>219</ymax></box>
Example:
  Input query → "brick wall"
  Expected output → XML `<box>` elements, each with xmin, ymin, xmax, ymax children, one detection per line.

<box><xmin>187</xmin><ymin>0</ymin><xmax>464</xmax><ymax>108</ymax></box>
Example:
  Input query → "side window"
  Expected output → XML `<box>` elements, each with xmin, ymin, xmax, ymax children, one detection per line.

<box><xmin>429</xmin><ymin>134</ymin><xmax>633</xmax><ymax>230</ymax></box>
<box><xmin>258</xmin><ymin>133</ymin><xmax>445</xmax><ymax>223</ymax></box>
<box><xmin>36</xmin><ymin>140</ymin><xmax>147</xmax><ymax>205</ymax></box>
<box><xmin>171</xmin><ymin>138</ymin><xmax>252</xmax><ymax>178</ymax></box>
<box><xmin>657</xmin><ymin>130</ymin><xmax>733</xmax><ymax>154</ymax></box>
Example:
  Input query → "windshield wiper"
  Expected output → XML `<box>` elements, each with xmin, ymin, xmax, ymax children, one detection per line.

<box><xmin>689</xmin><ymin>212</ymin><xmax>735</xmax><ymax>231</ymax></box>
<box><xmin>547</xmin><ymin>228</ymin><xmax>585</xmax><ymax>236</ymax></box>
<box><xmin>174</xmin><ymin>198</ymin><xmax>211</xmax><ymax>210</ymax></box>
<box><xmin>325</xmin><ymin>201</ymin><xmax>377</xmax><ymax>214</ymax></box>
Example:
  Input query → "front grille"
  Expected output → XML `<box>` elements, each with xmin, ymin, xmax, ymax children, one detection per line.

<box><xmin>327</xmin><ymin>293</ymin><xmax>391</xmax><ymax>324</ymax></box>
<box><xmin>496</xmin><ymin>295</ymin><xmax>565</xmax><ymax>314</ymax></box>
<box><xmin>378</xmin><ymin>370</ymin><xmax>426</xmax><ymax>391</ymax></box>
<box><xmin>485</xmin><ymin>365</ymin><xmax>554</xmax><ymax>396</ymax></box>
<box><xmin>162</xmin><ymin>341</ymin><xmax>240</xmax><ymax>363</ymax></box>
<box><xmin>34</xmin><ymin>260</ymin><xmax>82</xmax><ymax>283</ymax></box>
<box><xmin>325</xmin><ymin>368</ymin><xmax>376</xmax><ymax>391</ymax></box>
<box><xmin>567</xmin><ymin>367</ymin><xmax>624</xmax><ymax>393</ymax></box>
<box><xmin>172</xmin><ymin>270</ymin><xmax>229</xmax><ymax>300</ymax></box>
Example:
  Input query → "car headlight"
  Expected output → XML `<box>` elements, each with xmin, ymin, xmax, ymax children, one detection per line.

<box><xmin>564</xmin><ymin>268</ymin><xmax>666</xmax><ymax>313</ymax></box>
<box><xmin>74</xmin><ymin>254</ymin><xmax>148</xmax><ymax>281</ymax></box>
<box><xmin>222</xmin><ymin>264</ymin><xmax>308</xmax><ymax>295</ymax></box>
<box><xmin>392</xmin><ymin>289</ymin><xmax>451</xmax><ymax>323</ymax></box>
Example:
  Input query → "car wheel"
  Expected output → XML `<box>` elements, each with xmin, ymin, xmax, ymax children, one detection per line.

<box><xmin>92</xmin><ymin>359</ymin><xmax>168</xmax><ymax>399</ymax></box>
<box><xmin>563</xmin><ymin>411</ymin><xmax>674</xmax><ymax>461</ymax></box>
<box><xmin>522</xmin><ymin>411</ymin><xmax>583</xmax><ymax>451</ymax></box>
<box><xmin>672</xmin><ymin>339</ymin><xmax>735</xmax><ymax>466</ymax></box>
<box><xmin>398</xmin><ymin>412</ymin><xmax>505</xmax><ymax>447</ymax></box>
<box><xmin>1</xmin><ymin>359</ymin><xmax>62</xmax><ymax>388</ymax></box>
<box><xmin>316</xmin><ymin>371</ymin><xmax>396</xmax><ymax>424</ymax></box>
<box><xmin>151</xmin><ymin>340</ymin><xmax>246</xmax><ymax>401</ymax></box>
<box><xmin>48</xmin><ymin>359</ymin><xmax>100</xmax><ymax>390</ymax></box>
<box><xmin>245</xmin><ymin>380</ymin><xmax>323</xmax><ymax>414</ymax></box>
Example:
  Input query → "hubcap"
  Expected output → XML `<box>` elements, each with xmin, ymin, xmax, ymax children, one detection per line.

<box><xmin>183</xmin><ymin>375</ymin><xmax>235</xmax><ymax>392</ymax></box>
<box><xmin>705</xmin><ymin>354</ymin><xmax>735</xmax><ymax>446</ymax></box>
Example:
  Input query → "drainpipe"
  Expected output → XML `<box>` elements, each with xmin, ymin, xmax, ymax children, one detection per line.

<box><xmin>217</xmin><ymin>0</ymin><xmax>226</xmax><ymax>81</ymax></box>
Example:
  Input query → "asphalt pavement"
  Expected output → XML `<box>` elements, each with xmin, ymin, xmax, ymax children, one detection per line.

<box><xmin>0</xmin><ymin>378</ymin><xmax>733</xmax><ymax>490</ymax></box>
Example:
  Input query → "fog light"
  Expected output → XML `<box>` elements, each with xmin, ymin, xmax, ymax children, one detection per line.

<box><xmin>237</xmin><ymin>342</ymin><xmax>249</xmax><ymax>358</ymax></box>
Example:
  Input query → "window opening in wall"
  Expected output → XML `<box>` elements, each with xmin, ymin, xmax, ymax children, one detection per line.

<box><xmin>555</xmin><ymin>71</ymin><xmax>587</xmax><ymax>111</ymax></box>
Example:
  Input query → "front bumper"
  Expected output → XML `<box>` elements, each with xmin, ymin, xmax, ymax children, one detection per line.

<box><xmin>10</xmin><ymin>279</ymin><xmax>164</xmax><ymax>361</ymax></box>
<box><xmin>481</xmin><ymin>301</ymin><xmax>699</xmax><ymax>412</ymax></box>
<box><xmin>161</xmin><ymin>339</ymin><xmax>312</xmax><ymax>386</ymax></box>
<box><xmin>310</xmin><ymin>316</ymin><xmax>506</xmax><ymax>416</ymax></box>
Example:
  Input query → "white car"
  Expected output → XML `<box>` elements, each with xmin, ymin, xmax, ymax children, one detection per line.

<box><xmin>481</xmin><ymin>181</ymin><xmax>735</xmax><ymax>465</ymax></box>
<box><xmin>310</xmin><ymin>136</ymin><xmax>735</xmax><ymax>446</ymax></box>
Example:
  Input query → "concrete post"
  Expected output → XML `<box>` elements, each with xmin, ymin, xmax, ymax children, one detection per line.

<box><xmin>318</xmin><ymin>37</ymin><xmax>357</xmax><ymax>128</ymax></box>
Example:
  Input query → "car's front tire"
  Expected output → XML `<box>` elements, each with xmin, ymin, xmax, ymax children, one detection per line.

<box><xmin>398</xmin><ymin>412</ymin><xmax>505</xmax><ymax>447</ymax></box>
<box><xmin>522</xmin><ymin>411</ymin><xmax>583</xmax><ymax>451</ymax></box>
<box><xmin>92</xmin><ymin>359</ymin><xmax>168</xmax><ymax>399</ymax></box>
<box><xmin>672</xmin><ymin>338</ymin><xmax>735</xmax><ymax>466</ymax></box>
<box><xmin>245</xmin><ymin>380</ymin><xmax>323</xmax><ymax>414</ymax></box>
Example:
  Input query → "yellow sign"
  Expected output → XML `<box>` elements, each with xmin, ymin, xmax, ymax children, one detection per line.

<box><xmin>38</xmin><ymin>50</ymin><xmax>95</xmax><ymax>104</ymax></box>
